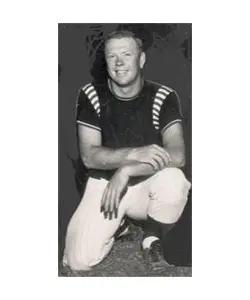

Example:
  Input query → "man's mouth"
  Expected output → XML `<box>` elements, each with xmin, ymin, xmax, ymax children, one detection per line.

<box><xmin>115</xmin><ymin>70</ymin><xmax>127</xmax><ymax>76</ymax></box>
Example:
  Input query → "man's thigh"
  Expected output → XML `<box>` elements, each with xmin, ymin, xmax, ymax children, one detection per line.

<box><xmin>123</xmin><ymin>167</ymin><xmax>191</xmax><ymax>222</ymax></box>
<box><xmin>123</xmin><ymin>178</ymin><xmax>151</xmax><ymax>220</ymax></box>
<box><xmin>64</xmin><ymin>177</ymin><xmax>128</xmax><ymax>269</ymax></box>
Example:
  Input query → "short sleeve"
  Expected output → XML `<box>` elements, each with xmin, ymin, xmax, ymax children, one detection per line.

<box><xmin>159</xmin><ymin>90</ymin><xmax>183</xmax><ymax>134</ymax></box>
<box><xmin>76</xmin><ymin>85</ymin><xmax>101</xmax><ymax>131</ymax></box>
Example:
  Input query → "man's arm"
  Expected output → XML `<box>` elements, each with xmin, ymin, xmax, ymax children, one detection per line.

<box><xmin>78</xmin><ymin>125</ymin><xmax>171</xmax><ymax>170</ymax></box>
<box><xmin>114</xmin><ymin>123</ymin><xmax>185</xmax><ymax>179</ymax></box>
<box><xmin>111</xmin><ymin>122</ymin><xmax>186</xmax><ymax>178</ymax></box>
<box><xmin>162</xmin><ymin>122</ymin><xmax>185</xmax><ymax>168</ymax></box>
<box><xmin>101</xmin><ymin>123</ymin><xmax>186</xmax><ymax>219</ymax></box>
<box><xmin>78</xmin><ymin>125</ymin><xmax>132</xmax><ymax>169</ymax></box>
<box><xmin>158</xmin><ymin>89</ymin><xmax>185</xmax><ymax>168</ymax></box>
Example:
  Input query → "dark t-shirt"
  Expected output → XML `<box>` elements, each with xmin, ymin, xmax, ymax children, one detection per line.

<box><xmin>76</xmin><ymin>79</ymin><xmax>183</xmax><ymax>180</ymax></box>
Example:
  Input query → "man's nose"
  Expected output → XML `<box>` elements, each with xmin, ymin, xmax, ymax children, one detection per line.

<box><xmin>115</xmin><ymin>57</ymin><xmax>124</xmax><ymax>66</ymax></box>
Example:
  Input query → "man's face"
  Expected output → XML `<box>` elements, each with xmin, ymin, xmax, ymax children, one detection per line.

<box><xmin>105</xmin><ymin>37</ymin><xmax>145</xmax><ymax>87</ymax></box>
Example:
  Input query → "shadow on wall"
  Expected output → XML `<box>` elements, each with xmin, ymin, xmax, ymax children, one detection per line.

<box><xmin>89</xmin><ymin>24</ymin><xmax>190</xmax><ymax>83</ymax></box>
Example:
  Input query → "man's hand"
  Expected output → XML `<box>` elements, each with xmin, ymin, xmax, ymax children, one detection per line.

<box><xmin>127</xmin><ymin>144</ymin><xmax>172</xmax><ymax>170</ymax></box>
<box><xmin>101</xmin><ymin>167</ymin><xmax>130</xmax><ymax>220</ymax></box>
<box><xmin>100</xmin><ymin>145</ymin><xmax>172</xmax><ymax>220</ymax></box>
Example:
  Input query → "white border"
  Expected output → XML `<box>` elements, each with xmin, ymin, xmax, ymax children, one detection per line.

<box><xmin>1</xmin><ymin>0</ymin><xmax>250</xmax><ymax>299</ymax></box>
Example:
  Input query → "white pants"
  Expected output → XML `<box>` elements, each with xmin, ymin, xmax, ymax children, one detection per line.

<box><xmin>63</xmin><ymin>167</ymin><xmax>191</xmax><ymax>270</ymax></box>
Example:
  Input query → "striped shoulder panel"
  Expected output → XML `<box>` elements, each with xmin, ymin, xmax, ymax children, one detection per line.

<box><xmin>152</xmin><ymin>85</ymin><xmax>172</xmax><ymax>130</ymax></box>
<box><xmin>81</xmin><ymin>83</ymin><xmax>101</xmax><ymax>117</ymax></box>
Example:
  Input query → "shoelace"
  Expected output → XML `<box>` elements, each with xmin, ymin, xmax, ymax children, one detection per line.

<box><xmin>150</xmin><ymin>242</ymin><xmax>165</xmax><ymax>262</ymax></box>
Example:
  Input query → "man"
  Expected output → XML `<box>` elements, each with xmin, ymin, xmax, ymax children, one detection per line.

<box><xmin>63</xmin><ymin>30</ymin><xmax>191</xmax><ymax>271</ymax></box>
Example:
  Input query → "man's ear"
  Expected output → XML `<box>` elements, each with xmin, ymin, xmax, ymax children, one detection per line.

<box><xmin>140</xmin><ymin>52</ymin><xmax>146</xmax><ymax>69</ymax></box>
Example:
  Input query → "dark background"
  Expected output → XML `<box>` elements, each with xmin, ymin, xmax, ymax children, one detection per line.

<box><xmin>58</xmin><ymin>23</ymin><xmax>192</xmax><ymax>266</ymax></box>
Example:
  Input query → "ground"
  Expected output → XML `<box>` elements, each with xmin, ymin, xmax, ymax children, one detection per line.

<box><xmin>58</xmin><ymin>223</ymin><xmax>191</xmax><ymax>277</ymax></box>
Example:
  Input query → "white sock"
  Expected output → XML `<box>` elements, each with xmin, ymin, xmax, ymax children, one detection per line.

<box><xmin>142</xmin><ymin>236</ymin><xmax>159</xmax><ymax>249</ymax></box>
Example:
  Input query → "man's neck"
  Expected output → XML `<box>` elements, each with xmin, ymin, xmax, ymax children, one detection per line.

<box><xmin>109</xmin><ymin>77</ymin><xmax>144</xmax><ymax>99</ymax></box>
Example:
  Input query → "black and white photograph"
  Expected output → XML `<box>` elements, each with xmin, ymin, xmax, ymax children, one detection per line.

<box><xmin>2</xmin><ymin>0</ymin><xmax>250</xmax><ymax>297</ymax></box>
<box><xmin>58</xmin><ymin>23</ymin><xmax>192</xmax><ymax>277</ymax></box>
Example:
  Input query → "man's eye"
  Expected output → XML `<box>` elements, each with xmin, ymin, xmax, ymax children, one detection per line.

<box><xmin>125</xmin><ymin>53</ymin><xmax>131</xmax><ymax>57</ymax></box>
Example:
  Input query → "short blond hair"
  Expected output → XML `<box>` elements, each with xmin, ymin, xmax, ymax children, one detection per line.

<box><xmin>105</xmin><ymin>30</ymin><xmax>143</xmax><ymax>53</ymax></box>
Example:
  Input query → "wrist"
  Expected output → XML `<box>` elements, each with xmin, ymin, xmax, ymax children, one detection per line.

<box><xmin>126</xmin><ymin>148</ymin><xmax>137</xmax><ymax>162</ymax></box>
<box><xmin>119</xmin><ymin>164</ymin><xmax>133</xmax><ymax>178</ymax></box>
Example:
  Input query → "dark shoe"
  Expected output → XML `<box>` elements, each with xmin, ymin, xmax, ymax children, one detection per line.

<box><xmin>142</xmin><ymin>240</ymin><xmax>174</xmax><ymax>269</ymax></box>
<box><xmin>114</xmin><ymin>218</ymin><xmax>133</xmax><ymax>242</ymax></box>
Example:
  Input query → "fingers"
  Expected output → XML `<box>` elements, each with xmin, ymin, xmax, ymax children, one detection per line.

<box><xmin>114</xmin><ymin>186</ymin><xmax>128</xmax><ymax>218</ymax></box>
<box><xmin>138</xmin><ymin>145</ymin><xmax>171</xmax><ymax>170</ymax></box>
<box><xmin>151</xmin><ymin>145</ymin><xmax>172</xmax><ymax>168</ymax></box>
<box><xmin>147</xmin><ymin>158</ymin><xmax>159</xmax><ymax>171</ymax></box>
<box><xmin>155</xmin><ymin>153</ymin><xmax>168</xmax><ymax>169</ymax></box>
<box><xmin>153</xmin><ymin>144</ymin><xmax>171</xmax><ymax>160</ymax></box>
<box><xmin>101</xmin><ymin>186</ymin><xmax>110</xmax><ymax>219</ymax></box>
<box><xmin>148</xmin><ymin>152</ymin><xmax>166</xmax><ymax>170</ymax></box>
<box><xmin>146</xmin><ymin>155</ymin><xmax>167</xmax><ymax>171</ymax></box>
<box><xmin>114</xmin><ymin>191</ymin><xmax>119</xmax><ymax>219</ymax></box>
<box><xmin>108</xmin><ymin>189</ymin><xmax>115</xmax><ymax>220</ymax></box>
<box><xmin>101</xmin><ymin>185</ymin><xmax>117</xmax><ymax>220</ymax></box>
<box><xmin>110</xmin><ymin>189</ymin><xmax>122</xmax><ymax>220</ymax></box>
<box><xmin>100</xmin><ymin>187</ymin><xmax>108</xmax><ymax>213</ymax></box>
<box><xmin>101</xmin><ymin>177</ymin><xmax>128</xmax><ymax>220</ymax></box>
<box><xmin>114</xmin><ymin>196</ymin><xmax>119</xmax><ymax>219</ymax></box>
<box><xmin>104</xmin><ymin>187</ymin><xmax>112</xmax><ymax>219</ymax></box>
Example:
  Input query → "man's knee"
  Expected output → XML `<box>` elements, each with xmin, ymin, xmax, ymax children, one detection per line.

<box><xmin>63</xmin><ymin>251</ymin><xmax>92</xmax><ymax>271</ymax></box>
<box><xmin>156</xmin><ymin>167</ymin><xmax>185</xmax><ymax>183</ymax></box>
<box><xmin>150</xmin><ymin>167</ymin><xmax>191</xmax><ymax>206</ymax></box>
<box><xmin>64</xmin><ymin>233</ymin><xmax>114</xmax><ymax>271</ymax></box>
<box><xmin>64</xmin><ymin>245</ymin><xmax>102</xmax><ymax>271</ymax></box>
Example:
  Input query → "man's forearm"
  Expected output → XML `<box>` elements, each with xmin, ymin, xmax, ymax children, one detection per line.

<box><xmin>80</xmin><ymin>145</ymin><xmax>136</xmax><ymax>170</ymax></box>
<box><xmin>80</xmin><ymin>142</ymin><xmax>178</xmax><ymax>171</ymax></box>
<box><xmin>122</xmin><ymin>162</ymin><xmax>158</xmax><ymax>178</ymax></box>
<box><xmin>121</xmin><ymin>158</ymin><xmax>184</xmax><ymax>179</ymax></box>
